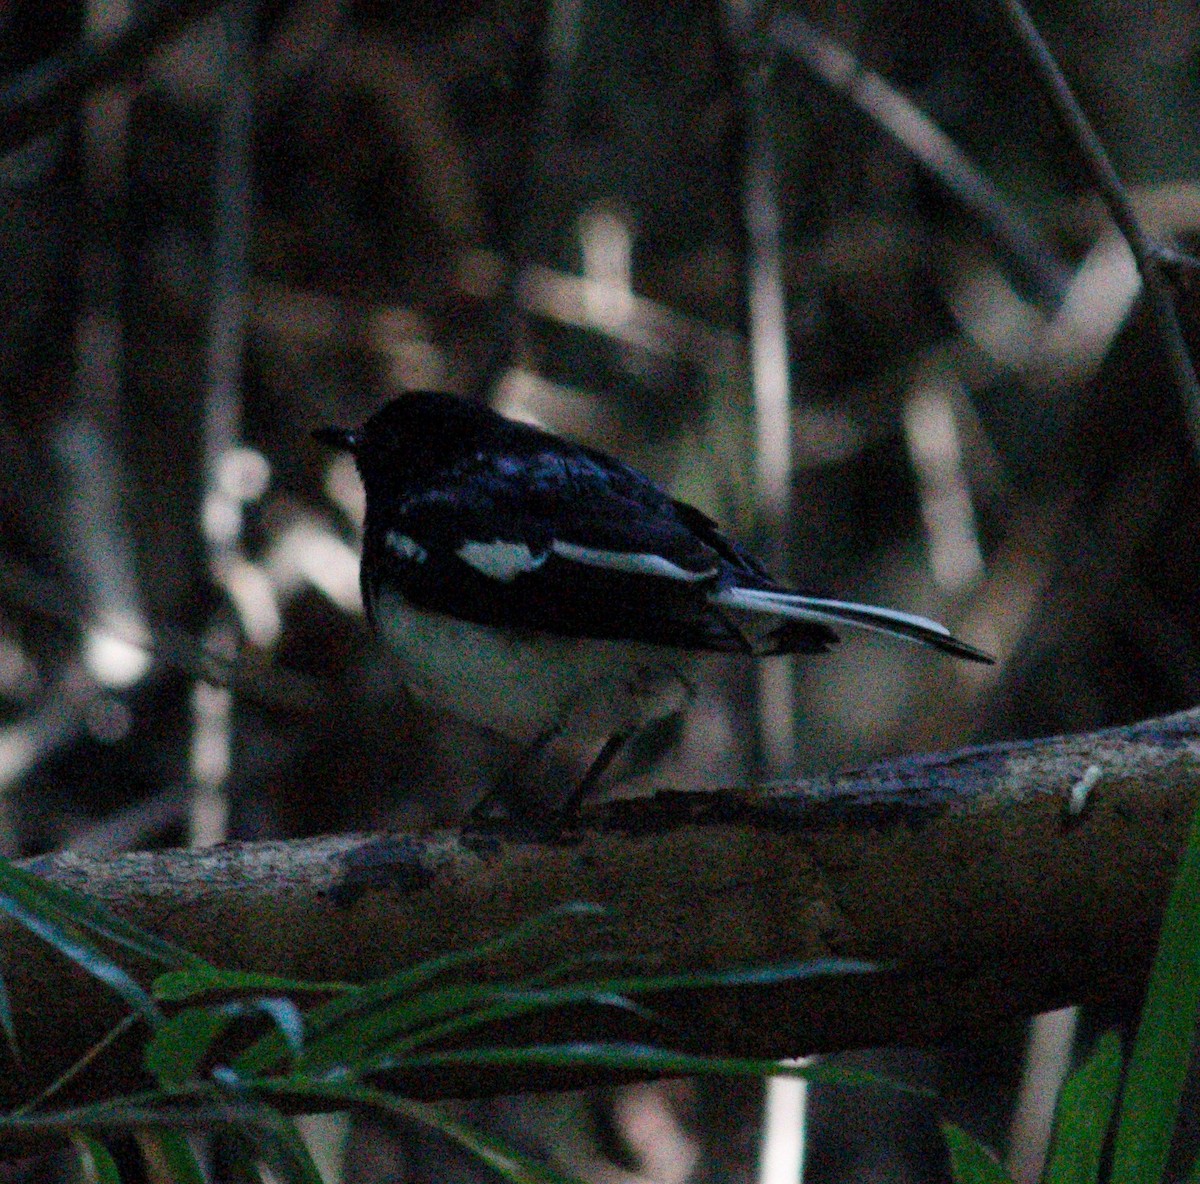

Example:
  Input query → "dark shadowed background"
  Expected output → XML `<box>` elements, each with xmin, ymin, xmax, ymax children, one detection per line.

<box><xmin>1</xmin><ymin>0</ymin><xmax>1199</xmax><ymax>1179</ymax></box>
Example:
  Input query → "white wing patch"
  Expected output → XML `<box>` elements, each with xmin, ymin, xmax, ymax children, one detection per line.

<box><xmin>386</xmin><ymin>531</ymin><xmax>428</xmax><ymax>564</ymax></box>
<box><xmin>551</xmin><ymin>541</ymin><xmax>717</xmax><ymax>583</ymax></box>
<box><xmin>458</xmin><ymin>540</ymin><xmax>548</xmax><ymax>582</ymax></box>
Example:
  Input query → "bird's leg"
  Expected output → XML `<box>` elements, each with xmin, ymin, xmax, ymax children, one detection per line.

<box><xmin>472</xmin><ymin>660</ymin><xmax>693</xmax><ymax>833</ymax></box>
<box><xmin>468</xmin><ymin>722</ymin><xmax>564</xmax><ymax>825</ymax></box>
<box><xmin>556</xmin><ymin>659</ymin><xmax>695</xmax><ymax>821</ymax></box>
<box><xmin>556</xmin><ymin>731</ymin><xmax>631</xmax><ymax>821</ymax></box>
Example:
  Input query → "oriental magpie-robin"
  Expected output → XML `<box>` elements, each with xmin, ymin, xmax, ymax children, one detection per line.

<box><xmin>316</xmin><ymin>391</ymin><xmax>992</xmax><ymax>818</ymax></box>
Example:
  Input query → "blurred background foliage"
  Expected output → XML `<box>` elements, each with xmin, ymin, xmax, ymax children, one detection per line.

<box><xmin>1</xmin><ymin>0</ymin><xmax>1199</xmax><ymax>1179</ymax></box>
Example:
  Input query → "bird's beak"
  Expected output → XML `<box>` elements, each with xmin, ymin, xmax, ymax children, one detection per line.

<box><xmin>312</xmin><ymin>426</ymin><xmax>359</xmax><ymax>453</ymax></box>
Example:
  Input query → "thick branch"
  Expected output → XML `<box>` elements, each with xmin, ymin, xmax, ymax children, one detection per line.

<box><xmin>5</xmin><ymin>707</ymin><xmax>1199</xmax><ymax>1113</ymax></box>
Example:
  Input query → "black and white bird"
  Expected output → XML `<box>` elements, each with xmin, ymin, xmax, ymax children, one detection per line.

<box><xmin>316</xmin><ymin>392</ymin><xmax>992</xmax><ymax>818</ymax></box>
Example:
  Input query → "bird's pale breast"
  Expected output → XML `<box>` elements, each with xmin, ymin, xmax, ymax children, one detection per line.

<box><xmin>373</xmin><ymin>589</ymin><xmax>693</xmax><ymax>744</ymax></box>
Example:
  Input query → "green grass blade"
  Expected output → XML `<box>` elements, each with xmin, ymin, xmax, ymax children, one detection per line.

<box><xmin>73</xmin><ymin>1133</ymin><xmax>123</xmax><ymax>1184</ymax></box>
<box><xmin>251</xmin><ymin>997</ymin><xmax>306</xmax><ymax>1063</ymax></box>
<box><xmin>144</xmin><ymin>1007</ymin><xmax>236</xmax><ymax>1088</ymax></box>
<box><xmin>0</xmin><ymin>893</ymin><xmax>160</xmax><ymax>1025</ymax></box>
<box><xmin>0</xmin><ymin>1091</ymin><xmax>256</xmax><ymax>1134</ymax></box>
<box><xmin>341</xmin><ymin>987</ymin><xmax>658</xmax><ymax>1073</ymax></box>
<box><xmin>147</xmin><ymin>997</ymin><xmax>306</xmax><ymax>1087</ymax></box>
<box><xmin>941</xmin><ymin>1123</ymin><xmax>1014</xmax><ymax>1184</ymax></box>
<box><xmin>298</xmin><ymin>955</ymin><xmax>874</xmax><ymax>1074</ymax></box>
<box><xmin>0</xmin><ymin>859</ymin><xmax>193</xmax><ymax>969</ymax></box>
<box><xmin>15</xmin><ymin>1014</ymin><xmax>140</xmax><ymax>1118</ymax></box>
<box><xmin>135</xmin><ymin>1130</ymin><xmax>207</xmax><ymax>1184</ymax></box>
<box><xmin>375</xmin><ymin>1042</ymin><xmax>933</xmax><ymax>1095</ymax></box>
<box><xmin>154</xmin><ymin>965</ymin><xmax>351</xmax><ymax>1003</ymax></box>
<box><xmin>573</xmin><ymin>957</ymin><xmax>881</xmax><ymax>996</ymax></box>
<box><xmin>229</xmin><ymin>903</ymin><xmax>609</xmax><ymax>1075</ymax></box>
<box><xmin>1111</xmin><ymin>792</ymin><xmax>1200</xmax><ymax>1184</ymax></box>
<box><xmin>1043</xmin><ymin>1030</ymin><xmax>1123</xmax><ymax>1184</ymax></box>
<box><xmin>265</xmin><ymin>982</ymin><xmax>636</xmax><ymax>1076</ymax></box>
<box><xmin>385</xmin><ymin>957</ymin><xmax>878</xmax><ymax>1060</ymax></box>
<box><xmin>232</xmin><ymin>981</ymin><xmax>497</xmax><ymax>1077</ymax></box>
<box><xmin>234</xmin><ymin>942</ymin><xmax>874</xmax><ymax>1080</ymax></box>
<box><xmin>366</xmin><ymin>901</ymin><xmax>609</xmax><ymax>997</ymax></box>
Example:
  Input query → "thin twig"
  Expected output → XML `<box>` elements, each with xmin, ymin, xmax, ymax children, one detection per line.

<box><xmin>995</xmin><ymin>0</ymin><xmax>1200</xmax><ymax>457</ymax></box>
<box><xmin>771</xmin><ymin>11</ymin><xmax>1068</xmax><ymax>309</ymax></box>
<box><xmin>10</xmin><ymin>1013</ymin><xmax>141</xmax><ymax>1119</ymax></box>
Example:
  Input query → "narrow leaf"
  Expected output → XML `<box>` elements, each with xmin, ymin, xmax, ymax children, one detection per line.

<box><xmin>389</xmin><ymin>958</ymin><xmax>878</xmax><ymax>1061</ymax></box>
<box><xmin>1111</xmin><ymin>791</ymin><xmax>1200</xmax><ymax>1184</ymax></box>
<box><xmin>0</xmin><ymin>1096</ymin><xmax>250</xmax><ymax>1133</ymax></box>
<box><xmin>369</xmin><ymin>1042</ymin><xmax>933</xmax><ymax>1095</ymax></box>
<box><xmin>249</xmin><ymin>997</ymin><xmax>306</xmax><ymax>1063</ymax></box>
<box><xmin>74</xmin><ymin>1133</ymin><xmax>122</xmax><ymax>1184</ymax></box>
<box><xmin>135</xmin><ymin>1129</ymin><xmax>207</xmax><ymax>1184</ymax></box>
<box><xmin>260</xmin><ymin>900</ymin><xmax>605</xmax><ymax>1046</ymax></box>
<box><xmin>0</xmin><ymin>893</ymin><xmax>160</xmax><ymax>1025</ymax></box>
<box><xmin>376</xmin><ymin>901</ymin><xmax>608</xmax><ymax>993</ymax></box>
<box><xmin>303</xmin><ymin>983</ymin><xmax>656</xmax><ymax>1073</ymax></box>
<box><xmin>942</xmin><ymin>1122</ymin><xmax>1014</xmax><ymax>1184</ymax></box>
<box><xmin>0</xmin><ymin>859</ymin><xmax>192</xmax><ymax>968</ymax></box>
<box><xmin>145</xmin><ymin>1007</ymin><xmax>235</xmax><ymax>1087</ymax></box>
<box><xmin>14</xmin><ymin>1014</ymin><xmax>140</xmax><ymax>1118</ymax></box>
<box><xmin>1043</xmin><ymin>1030</ymin><xmax>1123</xmax><ymax>1184</ymax></box>
<box><xmin>154</xmin><ymin>964</ymin><xmax>350</xmax><ymax>1003</ymax></box>
<box><xmin>237</xmin><ymin>940</ymin><xmax>872</xmax><ymax>1077</ymax></box>
<box><xmin>146</xmin><ymin>996</ymin><xmax>305</xmax><ymax>1088</ymax></box>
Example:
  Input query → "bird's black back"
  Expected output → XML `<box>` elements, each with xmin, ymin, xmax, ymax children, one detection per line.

<box><xmin>351</xmin><ymin>393</ymin><xmax>838</xmax><ymax>654</ymax></box>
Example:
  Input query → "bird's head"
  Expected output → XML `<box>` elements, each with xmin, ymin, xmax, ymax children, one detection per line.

<box><xmin>313</xmin><ymin>392</ymin><xmax>505</xmax><ymax>495</ymax></box>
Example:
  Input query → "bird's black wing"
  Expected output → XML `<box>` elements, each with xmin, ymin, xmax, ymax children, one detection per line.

<box><xmin>362</xmin><ymin>441</ymin><xmax>779</xmax><ymax>651</ymax></box>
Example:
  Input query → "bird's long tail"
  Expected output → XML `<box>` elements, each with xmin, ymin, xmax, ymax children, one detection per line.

<box><xmin>711</xmin><ymin>587</ymin><xmax>994</xmax><ymax>663</ymax></box>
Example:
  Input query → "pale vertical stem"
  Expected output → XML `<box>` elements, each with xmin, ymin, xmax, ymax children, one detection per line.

<box><xmin>65</xmin><ymin>1</ymin><xmax>149</xmax><ymax>738</ymax></box>
<box><xmin>203</xmin><ymin>0</ymin><xmax>253</xmax><ymax>501</ymax></box>
<box><xmin>742</xmin><ymin>58</ymin><xmax>796</xmax><ymax>778</ymax></box>
<box><xmin>758</xmin><ymin>1067</ymin><xmax>810</xmax><ymax>1184</ymax></box>
<box><xmin>902</xmin><ymin>359</ymin><xmax>984</xmax><ymax>593</ymax></box>
<box><xmin>731</xmin><ymin>16</ymin><xmax>806</xmax><ymax>1183</ymax></box>
<box><xmin>1007</xmin><ymin>1007</ymin><xmax>1079</xmax><ymax>1184</ymax></box>
<box><xmin>191</xmin><ymin>0</ymin><xmax>254</xmax><ymax>849</ymax></box>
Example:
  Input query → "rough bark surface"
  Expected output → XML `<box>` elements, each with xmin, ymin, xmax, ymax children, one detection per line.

<box><xmin>4</xmin><ymin>707</ymin><xmax>1198</xmax><ymax>1112</ymax></box>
